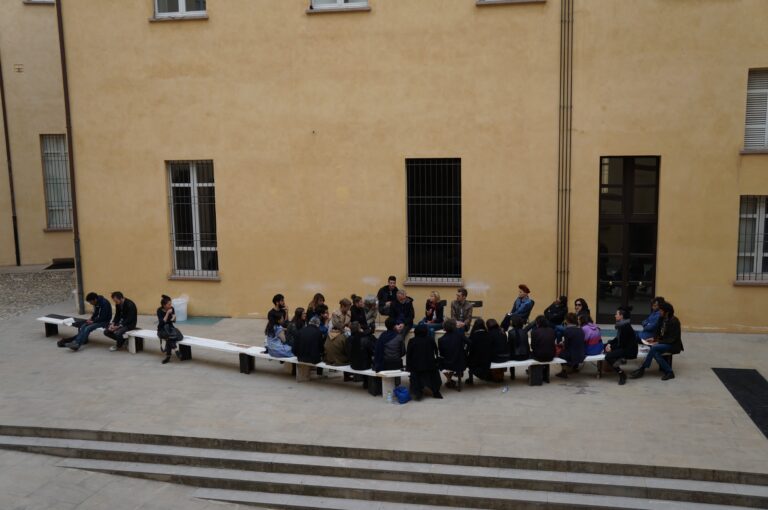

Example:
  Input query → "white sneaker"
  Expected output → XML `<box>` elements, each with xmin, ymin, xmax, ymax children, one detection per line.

<box><xmin>109</xmin><ymin>345</ymin><xmax>118</xmax><ymax>352</ymax></box>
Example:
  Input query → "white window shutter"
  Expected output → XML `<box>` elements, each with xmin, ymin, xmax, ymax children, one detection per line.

<box><xmin>745</xmin><ymin>70</ymin><xmax>768</xmax><ymax>149</ymax></box>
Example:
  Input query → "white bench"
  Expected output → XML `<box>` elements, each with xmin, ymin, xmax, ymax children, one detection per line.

<box><xmin>37</xmin><ymin>315</ymin><xmax>84</xmax><ymax>337</ymax></box>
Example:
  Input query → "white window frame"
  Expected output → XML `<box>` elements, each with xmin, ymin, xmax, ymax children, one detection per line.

<box><xmin>154</xmin><ymin>0</ymin><xmax>207</xmax><ymax>19</ymax></box>
<box><xmin>737</xmin><ymin>196</ymin><xmax>768</xmax><ymax>280</ymax></box>
<box><xmin>311</xmin><ymin>0</ymin><xmax>369</xmax><ymax>10</ymax></box>
<box><xmin>744</xmin><ymin>69</ymin><xmax>768</xmax><ymax>150</ymax></box>
<box><xmin>168</xmin><ymin>161</ymin><xmax>218</xmax><ymax>278</ymax></box>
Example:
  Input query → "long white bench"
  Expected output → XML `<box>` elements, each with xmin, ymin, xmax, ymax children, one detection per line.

<box><xmin>37</xmin><ymin>314</ymin><xmax>84</xmax><ymax>337</ymax></box>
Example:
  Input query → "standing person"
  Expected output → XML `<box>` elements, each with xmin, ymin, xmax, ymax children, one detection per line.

<box><xmin>450</xmin><ymin>288</ymin><xmax>474</xmax><ymax>333</ymax></box>
<box><xmin>544</xmin><ymin>295</ymin><xmax>568</xmax><ymax>328</ymax></box>
<box><xmin>605</xmin><ymin>306</ymin><xmax>638</xmax><ymax>385</ymax></box>
<box><xmin>406</xmin><ymin>324</ymin><xmax>444</xmax><ymax>400</ymax></box>
<box><xmin>418</xmin><ymin>290</ymin><xmax>445</xmax><ymax>339</ymax></box>
<box><xmin>62</xmin><ymin>292</ymin><xmax>112</xmax><ymax>352</ymax></box>
<box><xmin>350</xmin><ymin>295</ymin><xmax>368</xmax><ymax>333</ymax></box>
<box><xmin>438</xmin><ymin>318</ymin><xmax>467</xmax><ymax>389</ymax></box>
<box><xmin>374</xmin><ymin>317</ymin><xmax>405</xmax><ymax>372</ymax></box>
<box><xmin>508</xmin><ymin>316</ymin><xmax>530</xmax><ymax>361</ymax></box>
<box><xmin>580</xmin><ymin>314</ymin><xmax>604</xmax><ymax>356</ymax></box>
<box><xmin>557</xmin><ymin>313</ymin><xmax>586</xmax><ymax>378</ymax></box>
<box><xmin>630</xmin><ymin>301</ymin><xmax>683</xmax><ymax>381</ymax></box>
<box><xmin>306</xmin><ymin>293</ymin><xmax>325</xmax><ymax>320</ymax></box>
<box><xmin>501</xmin><ymin>284</ymin><xmax>535</xmax><ymax>331</ymax></box>
<box><xmin>264</xmin><ymin>308</ymin><xmax>294</xmax><ymax>358</ymax></box>
<box><xmin>363</xmin><ymin>295</ymin><xmax>378</xmax><ymax>333</ymax></box>
<box><xmin>284</xmin><ymin>307</ymin><xmax>306</xmax><ymax>348</ymax></box>
<box><xmin>390</xmin><ymin>290</ymin><xmax>415</xmax><ymax>337</ymax></box>
<box><xmin>530</xmin><ymin>315</ymin><xmax>556</xmax><ymax>362</ymax></box>
<box><xmin>294</xmin><ymin>316</ymin><xmax>325</xmax><ymax>364</ymax></box>
<box><xmin>376</xmin><ymin>276</ymin><xmax>399</xmax><ymax>317</ymax></box>
<box><xmin>638</xmin><ymin>296</ymin><xmax>665</xmax><ymax>341</ymax></box>
<box><xmin>104</xmin><ymin>291</ymin><xmax>137</xmax><ymax>351</ymax></box>
<box><xmin>157</xmin><ymin>295</ymin><xmax>182</xmax><ymax>364</ymax></box>
<box><xmin>467</xmin><ymin>319</ymin><xmax>492</xmax><ymax>382</ymax></box>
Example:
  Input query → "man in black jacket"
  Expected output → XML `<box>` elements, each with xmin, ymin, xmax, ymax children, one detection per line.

<box><xmin>293</xmin><ymin>316</ymin><xmax>324</xmax><ymax>364</ymax></box>
<box><xmin>105</xmin><ymin>291</ymin><xmax>138</xmax><ymax>351</ymax></box>
<box><xmin>406</xmin><ymin>324</ymin><xmax>443</xmax><ymax>400</ymax></box>
<box><xmin>389</xmin><ymin>290</ymin><xmax>415</xmax><ymax>337</ymax></box>
<box><xmin>376</xmin><ymin>275</ymin><xmax>399</xmax><ymax>316</ymax></box>
<box><xmin>62</xmin><ymin>292</ymin><xmax>112</xmax><ymax>352</ymax></box>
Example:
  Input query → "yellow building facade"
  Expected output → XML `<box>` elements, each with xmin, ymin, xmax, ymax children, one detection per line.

<box><xmin>0</xmin><ymin>0</ymin><xmax>72</xmax><ymax>266</ymax></box>
<box><xmin>57</xmin><ymin>0</ymin><xmax>767</xmax><ymax>331</ymax></box>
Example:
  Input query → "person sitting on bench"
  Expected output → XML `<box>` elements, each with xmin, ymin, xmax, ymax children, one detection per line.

<box><xmin>325</xmin><ymin>299</ymin><xmax>352</xmax><ymax>367</ymax></box>
<box><xmin>580</xmin><ymin>314</ymin><xmax>603</xmax><ymax>356</ymax></box>
<box><xmin>157</xmin><ymin>295</ymin><xmax>182</xmax><ymax>364</ymax></box>
<box><xmin>508</xmin><ymin>316</ymin><xmax>530</xmax><ymax>361</ymax></box>
<box><xmin>544</xmin><ymin>295</ymin><xmax>568</xmax><ymax>328</ymax></box>
<box><xmin>605</xmin><ymin>306</ymin><xmax>637</xmax><ymax>385</ymax></box>
<box><xmin>294</xmin><ymin>316</ymin><xmax>324</xmax><ymax>364</ymax></box>
<box><xmin>390</xmin><ymin>290</ymin><xmax>415</xmax><ymax>337</ymax></box>
<box><xmin>265</xmin><ymin>308</ymin><xmax>294</xmax><ymax>358</ymax></box>
<box><xmin>61</xmin><ymin>292</ymin><xmax>112</xmax><ymax>351</ymax></box>
<box><xmin>450</xmin><ymin>288</ymin><xmax>473</xmax><ymax>334</ymax></box>
<box><xmin>104</xmin><ymin>291</ymin><xmax>137</xmax><ymax>351</ymax></box>
<box><xmin>501</xmin><ymin>284</ymin><xmax>534</xmax><ymax>331</ymax></box>
<box><xmin>347</xmin><ymin>322</ymin><xmax>374</xmax><ymax>388</ymax></box>
<box><xmin>556</xmin><ymin>313</ymin><xmax>585</xmax><ymax>378</ymax></box>
<box><xmin>376</xmin><ymin>276</ymin><xmax>399</xmax><ymax>317</ymax></box>
<box><xmin>418</xmin><ymin>290</ymin><xmax>444</xmax><ymax>339</ymax></box>
<box><xmin>630</xmin><ymin>301</ymin><xmax>683</xmax><ymax>381</ymax></box>
<box><xmin>406</xmin><ymin>324</ymin><xmax>444</xmax><ymax>400</ymax></box>
<box><xmin>467</xmin><ymin>319</ymin><xmax>492</xmax><ymax>382</ymax></box>
<box><xmin>438</xmin><ymin>318</ymin><xmax>467</xmax><ymax>389</ymax></box>
<box><xmin>350</xmin><ymin>295</ymin><xmax>369</xmax><ymax>334</ymax></box>
<box><xmin>530</xmin><ymin>315</ymin><xmax>556</xmax><ymax>362</ymax></box>
<box><xmin>374</xmin><ymin>317</ymin><xmax>405</xmax><ymax>372</ymax></box>
<box><xmin>306</xmin><ymin>293</ymin><xmax>325</xmax><ymax>321</ymax></box>
<box><xmin>284</xmin><ymin>307</ymin><xmax>306</xmax><ymax>348</ymax></box>
<box><xmin>363</xmin><ymin>295</ymin><xmax>378</xmax><ymax>333</ymax></box>
<box><xmin>638</xmin><ymin>296</ymin><xmax>665</xmax><ymax>341</ymax></box>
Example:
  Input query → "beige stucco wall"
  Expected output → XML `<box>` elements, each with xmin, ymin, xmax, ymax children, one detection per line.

<box><xmin>0</xmin><ymin>100</ymin><xmax>14</xmax><ymax>266</ymax></box>
<box><xmin>60</xmin><ymin>0</ymin><xmax>767</xmax><ymax>331</ymax></box>
<box><xmin>0</xmin><ymin>0</ymin><xmax>72</xmax><ymax>266</ymax></box>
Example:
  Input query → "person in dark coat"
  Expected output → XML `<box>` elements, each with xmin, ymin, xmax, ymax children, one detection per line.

<box><xmin>544</xmin><ymin>295</ymin><xmax>568</xmax><ymax>328</ymax></box>
<box><xmin>284</xmin><ymin>307</ymin><xmax>306</xmax><ymax>348</ymax></box>
<box><xmin>406</xmin><ymin>324</ymin><xmax>443</xmax><ymax>400</ymax></box>
<box><xmin>418</xmin><ymin>290</ymin><xmax>445</xmax><ymax>339</ymax></box>
<box><xmin>488</xmin><ymin>318</ymin><xmax>511</xmax><ymax>363</ymax></box>
<box><xmin>530</xmin><ymin>315</ymin><xmax>556</xmax><ymax>362</ymax></box>
<box><xmin>104</xmin><ymin>291</ymin><xmax>137</xmax><ymax>351</ymax></box>
<box><xmin>347</xmin><ymin>321</ymin><xmax>374</xmax><ymax>388</ymax></box>
<box><xmin>508</xmin><ymin>315</ymin><xmax>530</xmax><ymax>360</ymax></box>
<box><xmin>373</xmin><ymin>317</ymin><xmax>405</xmax><ymax>372</ymax></box>
<box><xmin>62</xmin><ymin>291</ymin><xmax>112</xmax><ymax>351</ymax></box>
<box><xmin>389</xmin><ymin>290</ymin><xmax>415</xmax><ymax>337</ymax></box>
<box><xmin>294</xmin><ymin>316</ymin><xmax>325</xmax><ymax>364</ymax></box>
<box><xmin>467</xmin><ymin>319</ymin><xmax>493</xmax><ymax>382</ymax></box>
<box><xmin>157</xmin><ymin>294</ymin><xmax>182</xmax><ymax>364</ymax></box>
<box><xmin>631</xmin><ymin>301</ymin><xmax>683</xmax><ymax>381</ymax></box>
<box><xmin>376</xmin><ymin>276</ymin><xmax>399</xmax><ymax>316</ymax></box>
<box><xmin>350</xmin><ymin>295</ymin><xmax>370</xmax><ymax>334</ymax></box>
<box><xmin>605</xmin><ymin>306</ymin><xmax>638</xmax><ymax>385</ymax></box>
<box><xmin>557</xmin><ymin>313</ymin><xmax>586</xmax><ymax>378</ymax></box>
<box><xmin>438</xmin><ymin>318</ymin><xmax>467</xmax><ymax>389</ymax></box>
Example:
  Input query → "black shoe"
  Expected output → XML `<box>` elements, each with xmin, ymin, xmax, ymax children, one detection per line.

<box><xmin>433</xmin><ymin>391</ymin><xmax>444</xmax><ymax>399</ymax></box>
<box><xmin>162</xmin><ymin>356</ymin><xmax>171</xmax><ymax>364</ymax></box>
<box><xmin>629</xmin><ymin>368</ymin><xmax>645</xmax><ymax>379</ymax></box>
<box><xmin>555</xmin><ymin>371</ymin><xmax>568</xmax><ymax>379</ymax></box>
<box><xmin>618</xmin><ymin>371</ymin><xmax>627</xmax><ymax>385</ymax></box>
<box><xmin>661</xmin><ymin>371</ymin><xmax>675</xmax><ymax>381</ymax></box>
<box><xmin>57</xmin><ymin>339</ymin><xmax>68</xmax><ymax>348</ymax></box>
<box><xmin>68</xmin><ymin>343</ymin><xmax>80</xmax><ymax>352</ymax></box>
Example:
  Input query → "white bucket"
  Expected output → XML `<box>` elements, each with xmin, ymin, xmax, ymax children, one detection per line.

<box><xmin>172</xmin><ymin>294</ymin><xmax>189</xmax><ymax>322</ymax></box>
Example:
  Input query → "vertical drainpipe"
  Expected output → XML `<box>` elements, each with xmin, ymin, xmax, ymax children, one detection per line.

<box><xmin>0</xmin><ymin>50</ymin><xmax>21</xmax><ymax>266</ymax></box>
<box><xmin>556</xmin><ymin>0</ymin><xmax>574</xmax><ymax>297</ymax></box>
<box><xmin>55</xmin><ymin>0</ymin><xmax>84</xmax><ymax>314</ymax></box>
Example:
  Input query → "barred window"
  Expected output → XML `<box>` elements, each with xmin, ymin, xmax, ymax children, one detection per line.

<box><xmin>155</xmin><ymin>0</ymin><xmax>206</xmax><ymax>17</ymax></box>
<box><xmin>168</xmin><ymin>160</ymin><xmax>218</xmax><ymax>277</ymax></box>
<box><xmin>406</xmin><ymin>158</ymin><xmax>462</xmax><ymax>284</ymax></box>
<box><xmin>737</xmin><ymin>196</ymin><xmax>768</xmax><ymax>281</ymax></box>
<box><xmin>40</xmin><ymin>134</ymin><xmax>72</xmax><ymax>230</ymax></box>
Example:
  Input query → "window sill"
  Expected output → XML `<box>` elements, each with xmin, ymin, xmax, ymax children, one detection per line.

<box><xmin>306</xmin><ymin>6</ymin><xmax>371</xmax><ymax>15</ymax></box>
<box><xmin>405</xmin><ymin>277</ymin><xmax>464</xmax><ymax>287</ymax></box>
<box><xmin>149</xmin><ymin>13</ymin><xmax>209</xmax><ymax>22</ymax></box>
<box><xmin>733</xmin><ymin>280</ymin><xmax>768</xmax><ymax>286</ymax></box>
<box><xmin>43</xmin><ymin>227</ymin><xmax>73</xmax><ymax>233</ymax></box>
<box><xmin>740</xmin><ymin>148</ymin><xmax>768</xmax><ymax>155</ymax></box>
<box><xmin>23</xmin><ymin>1</ymin><xmax>55</xmax><ymax>5</ymax></box>
<box><xmin>168</xmin><ymin>274</ymin><xmax>221</xmax><ymax>282</ymax></box>
<box><xmin>476</xmin><ymin>0</ymin><xmax>546</xmax><ymax>6</ymax></box>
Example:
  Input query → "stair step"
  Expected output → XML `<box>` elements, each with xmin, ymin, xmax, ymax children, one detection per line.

<box><xmin>1</xmin><ymin>435</ymin><xmax>765</xmax><ymax>508</ymax></box>
<box><xmin>56</xmin><ymin>458</ymin><xmax>761</xmax><ymax>510</ymax></box>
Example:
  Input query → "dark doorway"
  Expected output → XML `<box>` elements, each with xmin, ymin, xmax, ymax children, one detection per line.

<box><xmin>596</xmin><ymin>157</ymin><xmax>659</xmax><ymax>324</ymax></box>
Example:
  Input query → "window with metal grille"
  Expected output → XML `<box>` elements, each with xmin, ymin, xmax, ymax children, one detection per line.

<box><xmin>744</xmin><ymin>69</ymin><xmax>768</xmax><ymax>150</ymax></box>
<box><xmin>155</xmin><ymin>0</ymin><xmax>206</xmax><ymax>17</ymax></box>
<box><xmin>168</xmin><ymin>160</ymin><xmax>218</xmax><ymax>277</ymax></box>
<box><xmin>40</xmin><ymin>134</ymin><xmax>72</xmax><ymax>230</ymax></box>
<box><xmin>406</xmin><ymin>158</ymin><xmax>462</xmax><ymax>284</ymax></box>
<box><xmin>737</xmin><ymin>196</ymin><xmax>768</xmax><ymax>281</ymax></box>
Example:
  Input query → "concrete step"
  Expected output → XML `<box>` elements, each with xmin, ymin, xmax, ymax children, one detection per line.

<box><xmin>1</xmin><ymin>435</ymin><xmax>766</xmax><ymax>508</ymax></box>
<box><xmin>55</xmin><ymin>458</ymin><xmax>760</xmax><ymax>510</ymax></box>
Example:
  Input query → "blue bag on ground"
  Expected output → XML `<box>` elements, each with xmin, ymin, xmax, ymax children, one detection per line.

<box><xmin>393</xmin><ymin>385</ymin><xmax>411</xmax><ymax>404</ymax></box>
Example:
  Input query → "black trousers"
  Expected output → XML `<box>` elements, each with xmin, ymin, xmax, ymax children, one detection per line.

<box><xmin>604</xmin><ymin>348</ymin><xmax>628</xmax><ymax>372</ymax></box>
<box><xmin>410</xmin><ymin>369</ymin><xmax>442</xmax><ymax>397</ymax></box>
<box><xmin>104</xmin><ymin>326</ymin><xmax>131</xmax><ymax>347</ymax></box>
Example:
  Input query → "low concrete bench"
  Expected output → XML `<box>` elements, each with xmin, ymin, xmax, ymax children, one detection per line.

<box><xmin>37</xmin><ymin>314</ymin><xmax>83</xmax><ymax>337</ymax></box>
<box><xmin>588</xmin><ymin>346</ymin><xmax>674</xmax><ymax>378</ymax></box>
<box><xmin>489</xmin><ymin>357</ymin><xmax>568</xmax><ymax>386</ymax></box>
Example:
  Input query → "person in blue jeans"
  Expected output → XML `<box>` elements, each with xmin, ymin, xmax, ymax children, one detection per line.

<box><xmin>630</xmin><ymin>301</ymin><xmax>683</xmax><ymax>381</ymax></box>
<box><xmin>637</xmin><ymin>296</ymin><xmax>665</xmax><ymax>341</ymax></box>
<box><xmin>501</xmin><ymin>284</ymin><xmax>534</xmax><ymax>331</ymax></box>
<box><xmin>63</xmin><ymin>292</ymin><xmax>112</xmax><ymax>352</ymax></box>
<box><xmin>418</xmin><ymin>290</ymin><xmax>444</xmax><ymax>339</ymax></box>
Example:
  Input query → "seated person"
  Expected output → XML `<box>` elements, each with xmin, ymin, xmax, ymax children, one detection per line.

<box><xmin>488</xmin><ymin>318</ymin><xmax>511</xmax><ymax>363</ymax></box>
<box><xmin>467</xmin><ymin>319</ymin><xmax>493</xmax><ymax>382</ymax></box>
<box><xmin>284</xmin><ymin>308</ymin><xmax>306</xmax><ymax>348</ymax></box>
<box><xmin>418</xmin><ymin>290</ymin><xmax>444</xmax><ymax>338</ymax></box>
<box><xmin>501</xmin><ymin>284</ymin><xmax>534</xmax><ymax>331</ymax></box>
<box><xmin>450</xmin><ymin>288</ymin><xmax>473</xmax><ymax>333</ymax></box>
<box><xmin>347</xmin><ymin>322</ymin><xmax>375</xmax><ymax>387</ymax></box>
<box><xmin>438</xmin><ymin>318</ymin><xmax>467</xmax><ymax>388</ymax></box>
<box><xmin>104</xmin><ymin>291</ymin><xmax>137</xmax><ymax>351</ymax></box>
<box><xmin>264</xmin><ymin>308</ymin><xmax>293</xmax><ymax>358</ymax></box>
<box><xmin>315</xmin><ymin>304</ymin><xmax>330</xmax><ymax>337</ymax></box>
<box><xmin>605</xmin><ymin>306</ymin><xmax>638</xmax><ymax>385</ymax></box>
<box><xmin>638</xmin><ymin>296</ymin><xmax>665</xmax><ymax>341</ymax></box>
<box><xmin>630</xmin><ymin>301</ymin><xmax>683</xmax><ymax>381</ymax></box>
<box><xmin>530</xmin><ymin>315</ymin><xmax>556</xmax><ymax>362</ymax></box>
<box><xmin>557</xmin><ymin>313</ymin><xmax>586</xmax><ymax>378</ymax></box>
<box><xmin>330</xmin><ymin>298</ymin><xmax>352</xmax><ymax>336</ymax></box>
<box><xmin>374</xmin><ymin>317</ymin><xmax>405</xmax><ymax>372</ymax></box>
<box><xmin>544</xmin><ymin>295</ymin><xmax>568</xmax><ymax>328</ymax></box>
<box><xmin>350</xmin><ymin>295</ymin><xmax>368</xmax><ymax>334</ymax></box>
<box><xmin>306</xmin><ymin>293</ymin><xmax>325</xmax><ymax>321</ymax></box>
<box><xmin>389</xmin><ymin>290</ymin><xmax>415</xmax><ymax>337</ymax></box>
<box><xmin>579</xmin><ymin>314</ymin><xmax>604</xmax><ymax>356</ymax></box>
<box><xmin>507</xmin><ymin>316</ymin><xmax>530</xmax><ymax>361</ymax></box>
<box><xmin>406</xmin><ymin>324</ymin><xmax>444</xmax><ymax>400</ymax></box>
<box><xmin>376</xmin><ymin>276</ymin><xmax>399</xmax><ymax>316</ymax></box>
<box><xmin>294</xmin><ymin>316</ymin><xmax>324</xmax><ymax>364</ymax></box>
<box><xmin>363</xmin><ymin>295</ymin><xmax>378</xmax><ymax>333</ymax></box>
<box><xmin>157</xmin><ymin>294</ymin><xmax>181</xmax><ymax>364</ymax></box>
<box><xmin>61</xmin><ymin>292</ymin><xmax>112</xmax><ymax>352</ymax></box>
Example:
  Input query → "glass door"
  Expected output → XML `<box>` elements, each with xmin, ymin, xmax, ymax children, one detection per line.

<box><xmin>596</xmin><ymin>157</ymin><xmax>659</xmax><ymax>324</ymax></box>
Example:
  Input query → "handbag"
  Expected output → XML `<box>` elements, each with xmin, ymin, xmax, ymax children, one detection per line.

<box><xmin>554</xmin><ymin>342</ymin><xmax>564</xmax><ymax>357</ymax></box>
<box><xmin>160</xmin><ymin>323</ymin><xmax>184</xmax><ymax>344</ymax></box>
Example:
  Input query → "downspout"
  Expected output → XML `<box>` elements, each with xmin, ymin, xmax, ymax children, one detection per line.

<box><xmin>556</xmin><ymin>0</ymin><xmax>574</xmax><ymax>297</ymax></box>
<box><xmin>55</xmin><ymin>0</ymin><xmax>84</xmax><ymax>313</ymax></box>
<box><xmin>0</xmin><ymin>50</ymin><xmax>21</xmax><ymax>266</ymax></box>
